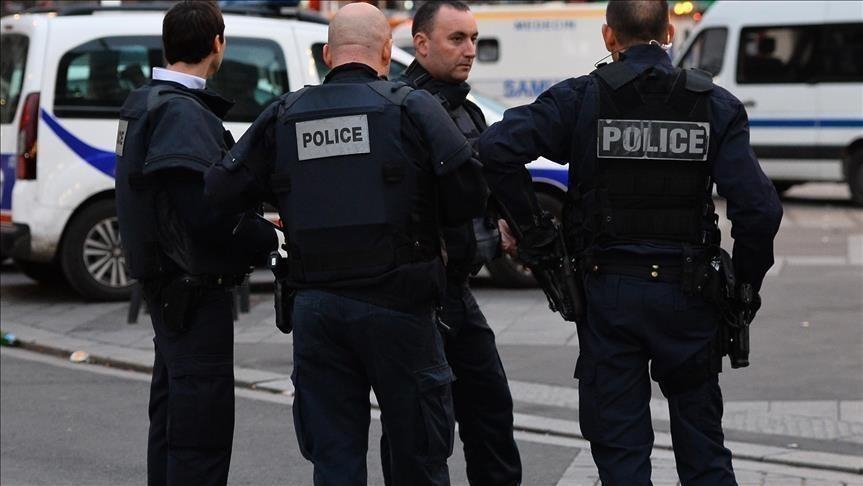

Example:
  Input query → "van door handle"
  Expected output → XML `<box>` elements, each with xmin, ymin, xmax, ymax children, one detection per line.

<box><xmin>742</xmin><ymin>99</ymin><xmax>756</xmax><ymax>108</ymax></box>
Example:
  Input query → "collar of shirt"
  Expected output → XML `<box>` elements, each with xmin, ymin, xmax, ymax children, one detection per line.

<box><xmin>618</xmin><ymin>43</ymin><xmax>673</xmax><ymax>72</ymax></box>
<box><xmin>152</xmin><ymin>67</ymin><xmax>206</xmax><ymax>90</ymax></box>
<box><xmin>323</xmin><ymin>62</ymin><xmax>384</xmax><ymax>84</ymax></box>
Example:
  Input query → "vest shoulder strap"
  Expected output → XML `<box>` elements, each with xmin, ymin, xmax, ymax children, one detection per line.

<box><xmin>684</xmin><ymin>68</ymin><xmax>714</xmax><ymax>93</ymax></box>
<box><xmin>276</xmin><ymin>86</ymin><xmax>311</xmax><ymax>122</ymax></box>
<box><xmin>593</xmin><ymin>61</ymin><xmax>639</xmax><ymax>90</ymax></box>
<box><xmin>368</xmin><ymin>80</ymin><xmax>413</xmax><ymax>106</ymax></box>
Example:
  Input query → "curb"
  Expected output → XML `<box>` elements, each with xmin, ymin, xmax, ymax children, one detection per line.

<box><xmin>3</xmin><ymin>326</ymin><xmax>862</xmax><ymax>476</ymax></box>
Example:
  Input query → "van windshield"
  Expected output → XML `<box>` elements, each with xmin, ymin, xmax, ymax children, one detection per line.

<box><xmin>0</xmin><ymin>34</ymin><xmax>29</xmax><ymax>125</ymax></box>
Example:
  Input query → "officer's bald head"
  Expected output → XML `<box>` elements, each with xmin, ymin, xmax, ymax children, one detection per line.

<box><xmin>324</xmin><ymin>2</ymin><xmax>392</xmax><ymax>75</ymax></box>
<box><xmin>605</xmin><ymin>0</ymin><xmax>670</xmax><ymax>47</ymax></box>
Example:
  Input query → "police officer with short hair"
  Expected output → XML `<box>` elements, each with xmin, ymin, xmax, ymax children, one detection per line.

<box><xmin>114</xmin><ymin>2</ymin><xmax>277</xmax><ymax>484</ymax></box>
<box><xmin>478</xmin><ymin>1</ymin><xmax>783</xmax><ymax>484</ymax></box>
<box><xmin>204</xmin><ymin>3</ymin><xmax>487</xmax><ymax>484</ymax></box>
<box><xmin>384</xmin><ymin>2</ymin><xmax>522</xmax><ymax>485</ymax></box>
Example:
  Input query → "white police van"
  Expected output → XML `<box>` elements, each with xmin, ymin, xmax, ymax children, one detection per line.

<box><xmin>0</xmin><ymin>4</ymin><xmax>349</xmax><ymax>300</ymax></box>
<box><xmin>674</xmin><ymin>0</ymin><xmax>863</xmax><ymax>203</ymax></box>
<box><xmin>0</xmin><ymin>3</ymin><xmax>562</xmax><ymax>298</ymax></box>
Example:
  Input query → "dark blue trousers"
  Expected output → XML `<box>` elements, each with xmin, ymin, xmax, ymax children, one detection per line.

<box><xmin>146</xmin><ymin>286</ymin><xmax>235</xmax><ymax>486</ymax></box>
<box><xmin>381</xmin><ymin>282</ymin><xmax>522</xmax><ymax>486</ymax></box>
<box><xmin>576</xmin><ymin>274</ymin><xmax>737</xmax><ymax>486</ymax></box>
<box><xmin>442</xmin><ymin>283</ymin><xmax>522</xmax><ymax>486</ymax></box>
<box><xmin>291</xmin><ymin>290</ymin><xmax>455</xmax><ymax>486</ymax></box>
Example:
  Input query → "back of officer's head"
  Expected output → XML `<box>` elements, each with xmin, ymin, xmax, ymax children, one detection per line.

<box><xmin>325</xmin><ymin>2</ymin><xmax>392</xmax><ymax>74</ymax></box>
<box><xmin>411</xmin><ymin>0</ymin><xmax>471</xmax><ymax>37</ymax></box>
<box><xmin>605</xmin><ymin>0</ymin><xmax>669</xmax><ymax>47</ymax></box>
<box><xmin>163</xmin><ymin>0</ymin><xmax>225</xmax><ymax>65</ymax></box>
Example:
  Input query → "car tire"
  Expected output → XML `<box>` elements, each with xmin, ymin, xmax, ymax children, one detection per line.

<box><xmin>486</xmin><ymin>192</ymin><xmax>564</xmax><ymax>288</ymax></box>
<box><xmin>13</xmin><ymin>259</ymin><xmax>67</xmax><ymax>285</ymax></box>
<box><xmin>60</xmin><ymin>199</ymin><xmax>133</xmax><ymax>301</ymax></box>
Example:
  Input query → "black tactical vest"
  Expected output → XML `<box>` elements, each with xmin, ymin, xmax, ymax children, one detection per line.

<box><xmin>115</xmin><ymin>85</ymin><xmax>189</xmax><ymax>280</ymax></box>
<box><xmin>270</xmin><ymin>81</ymin><xmax>427</xmax><ymax>284</ymax></box>
<box><xmin>573</xmin><ymin>63</ymin><xmax>719</xmax><ymax>248</ymax></box>
<box><xmin>116</xmin><ymin>84</ymin><xmax>237</xmax><ymax>279</ymax></box>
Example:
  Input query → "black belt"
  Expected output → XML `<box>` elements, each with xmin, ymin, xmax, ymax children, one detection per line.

<box><xmin>588</xmin><ymin>262</ymin><xmax>682</xmax><ymax>283</ymax></box>
<box><xmin>178</xmin><ymin>274</ymin><xmax>246</xmax><ymax>288</ymax></box>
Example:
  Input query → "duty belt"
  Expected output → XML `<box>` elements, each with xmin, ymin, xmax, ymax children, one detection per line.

<box><xmin>178</xmin><ymin>274</ymin><xmax>246</xmax><ymax>288</ymax></box>
<box><xmin>588</xmin><ymin>262</ymin><xmax>683</xmax><ymax>283</ymax></box>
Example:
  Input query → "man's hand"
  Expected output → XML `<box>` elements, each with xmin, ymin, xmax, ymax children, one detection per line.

<box><xmin>498</xmin><ymin>219</ymin><xmax>518</xmax><ymax>257</ymax></box>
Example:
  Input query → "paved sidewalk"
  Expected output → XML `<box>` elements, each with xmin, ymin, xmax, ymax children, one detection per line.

<box><xmin>2</xmin><ymin>279</ymin><xmax>861</xmax><ymax>482</ymax></box>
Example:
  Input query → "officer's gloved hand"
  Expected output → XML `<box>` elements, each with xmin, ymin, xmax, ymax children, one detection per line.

<box><xmin>737</xmin><ymin>284</ymin><xmax>762</xmax><ymax>324</ymax></box>
<box><xmin>516</xmin><ymin>215</ymin><xmax>559</xmax><ymax>270</ymax></box>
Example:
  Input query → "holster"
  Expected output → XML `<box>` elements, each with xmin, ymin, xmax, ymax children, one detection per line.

<box><xmin>273</xmin><ymin>278</ymin><xmax>295</xmax><ymax>334</ymax></box>
<box><xmin>155</xmin><ymin>277</ymin><xmax>199</xmax><ymax>333</ymax></box>
<box><xmin>269</xmin><ymin>251</ymin><xmax>295</xmax><ymax>334</ymax></box>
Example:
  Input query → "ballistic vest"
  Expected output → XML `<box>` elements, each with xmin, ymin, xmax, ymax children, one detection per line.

<box><xmin>573</xmin><ymin>62</ymin><xmax>720</xmax><ymax>248</ymax></box>
<box><xmin>115</xmin><ymin>84</ymin><xmax>237</xmax><ymax>279</ymax></box>
<box><xmin>270</xmin><ymin>81</ymin><xmax>428</xmax><ymax>284</ymax></box>
<box><xmin>115</xmin><ymin>84</ymin><xmax>191</xmax><ymax>280</ymax></box>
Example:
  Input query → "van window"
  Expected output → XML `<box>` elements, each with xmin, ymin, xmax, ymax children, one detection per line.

<box><xmin>737</xmin><ymin>23</ymin><xmax>863</xmax><ymax>84</ymax></box>
<box><xmin>55</xmin><ymin>36</ymin><xmax>162</xmax><ymax>118</ymax></box>
<box><xmin>477</xmin><ymin>39</ymin><xmax>499</xmax><ymax>63</ymax></box>
<box><xmin>311</xmin><ymin>43</ymin><xmax>408</xmax><ymax>81</ymax></box>
<box><xmin>1</xmin><ymin>34</ymin><xmax>30</xmax><ymax>124</ymax></box>
<box><xmin>679</xmin><ymin>28</ymin><xmax>727</xmax><ymax>76</ymax></box>
<box><xmin>209</xmin><ymin>37</ymin><xmax>289</xmax><ymax>122</ymax></box>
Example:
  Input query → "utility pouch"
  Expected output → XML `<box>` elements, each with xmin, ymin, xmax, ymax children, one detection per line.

<box><xmin>471</xmin><ymin>215</ymin><xmax>502</xmax><ymax>269</ymax></box>
<box><xmin>269</xmin><ymin>251</ymin><xmax>294</xmax><ymax>334</ymax></box>
<box><xmin>160</xmin><ymin>277</ymin><xmax>198</xmax><ymax>333</ymax></box>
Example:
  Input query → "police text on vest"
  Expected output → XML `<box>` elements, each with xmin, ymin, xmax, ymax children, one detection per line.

<box><xmin>296</xmin><ymin>114</ymin><xmax>371</xmax><ymax>161</ymax></box>
<box><xmin>597</xmin><ymin>119</ymin><xmax>710</xmax><ymax>161</ymax></box>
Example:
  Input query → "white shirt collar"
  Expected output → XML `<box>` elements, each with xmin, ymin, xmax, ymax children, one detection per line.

<box><xmin>152</xmin><ymin>67</ymin><xmax>206</xmax><ymax>90</ymax></box>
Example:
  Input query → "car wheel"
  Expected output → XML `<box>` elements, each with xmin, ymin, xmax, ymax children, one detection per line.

<box><xmin>486</xmin><ymin>192</ymin><xmax>564</xmax><ymax>288</ymax></box>
<box><xmin>60</xmin><ymin>199</ymin><xmax>133</xmax><ymax>301</ymax></box>
<box><xmin>13</xmin><ymin>259</ymin><xmax>67</xmax><ymax>285</ymax></box>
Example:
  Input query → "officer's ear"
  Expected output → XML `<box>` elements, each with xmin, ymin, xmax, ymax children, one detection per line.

<box><xmin>602</xmin><ymin>23</ymin><xmax>618</xmax><ymax>53</ymax></box>
<box><xmin>666</xmin><ymin>23</ymin><xmax>675</xmax><ymax>45</ymax></box>
<box><xmin>378</xmin><ymin>38</ymin><xmax>392</xmax><ymax>76</ymax></box>
<box><xmin>322</xmin><ymin>43</ymin><xmax>333</xmax><ymax>69</ymax></box>
<box><xmin>414</xmin><ymin>31</ymin><xmax>429</xmax><ymax>58</ymax></box>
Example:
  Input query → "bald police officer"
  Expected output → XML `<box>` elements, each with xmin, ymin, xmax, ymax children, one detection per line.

<box><xmin>204</xmin><ymin>4</ymin><xmax>487</xmax><ymax>485</ymax></box>
<box><xmin>478</xmin><ymin>1</ymin><xmax>783</xmax><ymax>484</ymax></box>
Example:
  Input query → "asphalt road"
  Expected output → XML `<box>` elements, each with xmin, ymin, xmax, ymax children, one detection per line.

<box><xmin>0</xmin><ymin>347</ymin><xmax>580</xmax><ymax>486</ymax></box>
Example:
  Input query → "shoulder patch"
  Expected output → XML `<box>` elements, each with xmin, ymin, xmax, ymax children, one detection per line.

<box><xmin>295</xmin><ymin>114</ymin><xmax>370</xmax><ymax>161</ymax></box>
<box><xmin>115</xmin><ymin>119</ymin><xmax>129</xmax><ymax>157</ymax></box>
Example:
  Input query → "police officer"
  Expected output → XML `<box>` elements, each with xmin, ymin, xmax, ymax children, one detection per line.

<box><xmin>383</xmin><ymin>2</ymin><xmax>522</xmax><ymax>485</ymax></box>
<box><xmin>478</xmin><ymin>1</ymin><xmax>783</xmax><ymax>484</ymax></box>
<box><xmin>204</xmin><ymin>3</ymin><xmax>487</xmax><ymax>485</ymax></box>
<box><xmin>114</xmin><ymin>2</ymin><xmax>276</xmax><ymax>484</ymax></box>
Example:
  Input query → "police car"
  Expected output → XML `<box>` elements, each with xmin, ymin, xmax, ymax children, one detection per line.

<box><xmin>0</xmin><ymin>3</ymin><xmax>566</xmax><ymax>299</ymax></box>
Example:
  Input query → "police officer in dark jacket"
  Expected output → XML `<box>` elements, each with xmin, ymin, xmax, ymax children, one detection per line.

<box><xmin>478</xmin><ymin>1</ymin><xmax>783</xmax><ymax>484</ymax></box>
<box><xmin>383</xmin><ymin>2</ymin><xmax>522</xmax><ymax>485</ymax></box>
<box><xmin>204</xmin><ymin>4</ymin><xmax>487</xmax><ymax>485</ymax></box>
<box><xmin>114</xmin><ymin>2</ymin><xmax>276</xmax><ymax>484</ymax></box>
